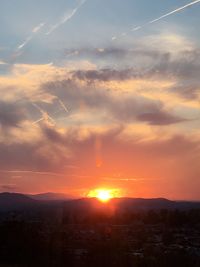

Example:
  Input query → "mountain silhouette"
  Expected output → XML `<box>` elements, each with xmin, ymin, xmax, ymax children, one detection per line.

<box><xmin>29</xmin><ymin>192</ymin><xmax>73</xmax><ymax>201</ymax></box>
<box><xmin>0</xmin><ymin>192</ymin><xmax>199</xmax><ymax>212</ymax></box>
<box><xmin>0</xmin><ymin>192</ymin><xmax>37</xmax><ymax>211</ymax></box>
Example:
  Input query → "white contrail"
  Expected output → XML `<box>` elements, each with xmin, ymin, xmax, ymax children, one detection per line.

<box><xmin>132</xmin><ymin>26</ymin><xmax>142</xmax><ymax>32</ymax></box>
<box><xmin>32</xmin><ymin>22</ymin><xmax>45</xmax><ymax>33</ymax></box>
<box><xmin>112</xmin><ymin>0</ymin><xmax>200</xmax><ymax>40</ymax></box>
<box><xmin>58</xmin><ymin>99</ymin><xmax>69</xmax><ymax>113</ymax></box>
<box><xmin>17</xmin><ymin>22</ymin><xmax>45</xmax><ymax>50</ymax></box>
<box><xmin>32</xmin><ymin>103</ymin><xmax>56</xmax><ymax>126</ymax></box>
<box><xmin>131</xmin><ymin>0</ymin><xmax>200</xmax><ymax>32</ymax></box>
<box><xmin>111</xmin><ymin>36</ymin><xmax>117</xmax><ymax>41</ymax></box>
<box><xmin>46</xmin><ymin>0</ymin><xmax>86</xmax><ymax>35</ymax></box>
<box><xmin>149</xmin><ymin>0</ymin><xmax>200</xmax><ymax>24</ymax></box>
<box><xmin>17</xmin><ymin>36</ymin><xmax>33</xmax><ymax>50</ymax></box>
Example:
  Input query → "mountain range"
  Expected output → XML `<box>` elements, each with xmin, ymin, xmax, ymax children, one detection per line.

<box><xmin>0</xmin><ymin>192</ymin><xmax>199</xmax><ymax>212</ymax></box>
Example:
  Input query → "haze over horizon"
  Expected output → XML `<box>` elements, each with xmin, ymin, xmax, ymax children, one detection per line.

<box><xmin>0</xmin><ymin>0</ymin><xmax>200</xmax><ymax>200</ymax></box>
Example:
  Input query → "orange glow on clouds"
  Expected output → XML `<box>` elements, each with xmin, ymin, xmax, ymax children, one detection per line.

<box><xmin>88</xmin><ymin>188</ymin><xmax>121</xmax><ymax>202</ymax></box>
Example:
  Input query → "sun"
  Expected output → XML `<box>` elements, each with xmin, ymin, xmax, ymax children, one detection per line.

<box><xmin>96</xmin><ymin>190</ymin><xmax>111</xmax><ymax>202</ymax></box>
<box><xmin>88</xmin><ymin>188</ymin><xmax>120</xmax><ymax>202</ymax></box>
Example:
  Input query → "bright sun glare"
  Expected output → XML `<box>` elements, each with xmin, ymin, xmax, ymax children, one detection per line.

<box><xmin>88</xmin><ymin>188</ymin><xmax>120</xmax><ymax>202</ymax></box>
<box><xmin>96</xmin><ymin>190</ymin><xmax>111</xmax><ymax>202</ymax></box>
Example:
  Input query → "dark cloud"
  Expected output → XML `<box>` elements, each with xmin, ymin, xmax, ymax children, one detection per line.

<box><xmin>70</xmin><ymin>52</ymin><xmax>200</xmax><ymax>81</ymax></box>
<box><xmin>72</xmin><ymin>69</ymin><xmax>133</xmax><ymax>82</ymax></box>
<box><xmin>0</xmin><ymin>138</ymin><xmax>69</xmax><ymax>173</ymax></box>
<box><xmin>52</xmin><ymin>128</ymin><xmax>200</xmax><ymax>199</ymax></box>
<box><xmin>43</xmin><ymin>78</ymin><xmax>187</xmax><ymax>125</ymax></box>
<box><xmin>0</xmin><ymin>120</ymin><xmax>199</xmax><ymax>199</ymax></box>
<box><xmin>42</xmin><ymin>126</ymin><xmax>64</xmax><ymax>144</ymax></box>
<box><xmin>66</xmin><ymin>47</ymin><xmax>200</xmax><ymax>76</ymax></box>
<box><xmin>82</xmin><ymin>133</ymin><xmax>200</xmax><ymax>199</ymax></box>
<box><xmin>0</xmin><ymin>101</ymin><xmax>26</xmax><ymax>129</ymax></box>
<box><xmin>65</xmin><ymin>47</ymin><xmax>164</xmax><ymax>62</ymax></box>
<box><xmin>137</xmin><ymin>111</ymin><xmax>187</xmax><ymax>125</ymax></box>
<box><xmin>39</xmin><ymin>124</ymin><xmax>200</xmax><ymax>175</ymax></box>
<box><xmin>65</xmin><ymin>46</ymin><xmax>200</xmax><ymax>101</ymax></box>
<box><xmin>171</xmin><ymin>82</ymin><xmax>200</xmax><ymax>100</ymax></box>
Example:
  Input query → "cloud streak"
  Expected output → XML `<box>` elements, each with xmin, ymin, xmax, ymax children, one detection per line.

<box><xmin>0</xmin><ymin>170</ymin><xmax>65</xmax><ymax>177</ymax></box>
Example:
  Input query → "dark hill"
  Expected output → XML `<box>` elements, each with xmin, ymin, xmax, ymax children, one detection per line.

<box><xmin>0</xmin><ymin>192</ymin><xmax>37</xmax><ymax>211</ymax></box>
<box><xmin>0</xmin><ymin>193</ymin><xmax>199</xmax><ymax>213</ymax></box>
<box><xmin>29</xmin><ymin>192</ymin><xmax>73</xmax><ymax>201</ymax></box>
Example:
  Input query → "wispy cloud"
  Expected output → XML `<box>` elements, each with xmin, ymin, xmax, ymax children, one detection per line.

<box><xmin>103</xmin><ymin>177</ymin><xmax>157</xmax><ymax>182</ymax></box>
<box><xmin>0</xmin><ymin>170</ymin><xmax>65</xmax><ymax>177</ymax></box>
<box><xmin>46</xmin><ymin>0</ymin><xmax>86</xmax><ymax>35</ymax></box>
<box><xmin>0</xmin><ymin>60</ymin><xmax>7</xmax><ymax>65</ymax></box>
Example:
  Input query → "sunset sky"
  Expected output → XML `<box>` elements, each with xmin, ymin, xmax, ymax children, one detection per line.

<box><xmin>0</xmin><ymin>0</ymin><xmax>200</xmax><ymax>200</ymax></box>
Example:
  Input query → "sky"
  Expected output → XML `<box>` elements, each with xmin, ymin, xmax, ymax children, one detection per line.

<box><xmin>0</xmin><ymin>0</ymin><xmax>200</xmax><ymax>200</ymax></box>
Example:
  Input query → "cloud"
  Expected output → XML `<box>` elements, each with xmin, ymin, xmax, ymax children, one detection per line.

<box><xmin>0</xmin><ymin>57</ymin><xmax>197</xmax><ymax>134</ymax></box>
<box><xmin>66</xmin><ymin>34</ymin><xmax>192</xmax><ymax>60</ymax></box>
<box><xmin>72</xmin><ymin>68</ymin><xmax>134</xmax><ymax>81</ymax></box>
<box><xmin>172</xmin><ymin>82</ymin><xmax>200</xmax><ymax>100</ymax></box>
<box><xmin>0</xmin><ymin>97</ymin><xmax>198</xmax><ymax>198</ymax></box>
<box><xmin>0</xmin><ymin>170</ymin><xmax>65</xmax><ymax>178</ymax></box>
<box><xmin>65</xmin><ymin>46</ymin><xmax>163</xmax><ymax>63</ymax></box>
<box><xmin>137</xmin><ymin>111</ymin><xmax>187</xmax><ymax>125</ymax></box>
<box><xmin>38</xmin><ymin>127</ymin><xmax>200</xmax><ymax>199</ymax></box>
<box><xmin>0</xmin><ymin>131</ymin><xmax>70</xmax><ymax>172</ymax></box>
<box><xmin>65</xmin><ymin>40</ymin><xmax>200</xmax><ymax>103</ymax></box>
<box><xmin>0</xmin><ymin>184</ymin><xmax>17</xmax><ymax>191</ymax></box>
<box><xmin>0</xmin><ymin>100</ymin><xmax>26</xmax><ymax>129</ymax></box>
<box><xmin>0</xmin><ymin>2</ymin><xmax>199</xmax><ymax>198</ymax></box>
<box><xmin>42</xmin><ymin>75</ymin><xmax>190</xmax><ymax>126</ymax></box>
<box><xmin>42</xmin><ymin>125</ymin><xmax>65</xmax><ymax>144</ymax></box>
<box><xmin>0</xmin><ymin>61</ymin><xmax>7</xmax><ymax>65</ymax></box>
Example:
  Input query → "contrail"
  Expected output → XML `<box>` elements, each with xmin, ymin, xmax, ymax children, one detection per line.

<box><xmin>149</xmin><ymin>0</ymin><xmax>200</xmax><ymax>24</ymax></box>
<box><xmin>113</xmin><ymin>0</ymin><xmax>200</xmax><ymax>39</ymax></box>
<box><xmin>17</xmin><ymin>22</ymin><xmax>45</xmax><ymax>50</ymax></box>
<box><xmin>46</xmin><ymin>0</ymin><xmax>86</xmax><ymax>35</ymax></box>
<box><xmin>58</xmin><ymin>99</ymin><xmax>69</xmax><ymax>113</ymax></box>
<box><xmin>32</xmin><ymin>22</ymin><xmax>45</xmax><ymax>33</ymax></box>
<box><xmin>32</xmin><ymin>103</ymin><xmax>56</xmax><ymax>126</ymax></box>
<box><xmin>131</xmin><ymin>0</ymin><xmax>200</xmax><ymax>32</ymax></box>
<box><xmin>17</xmin><ymin>36</ymin><xmax>33</xmax><ymax>50</ymax></box>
